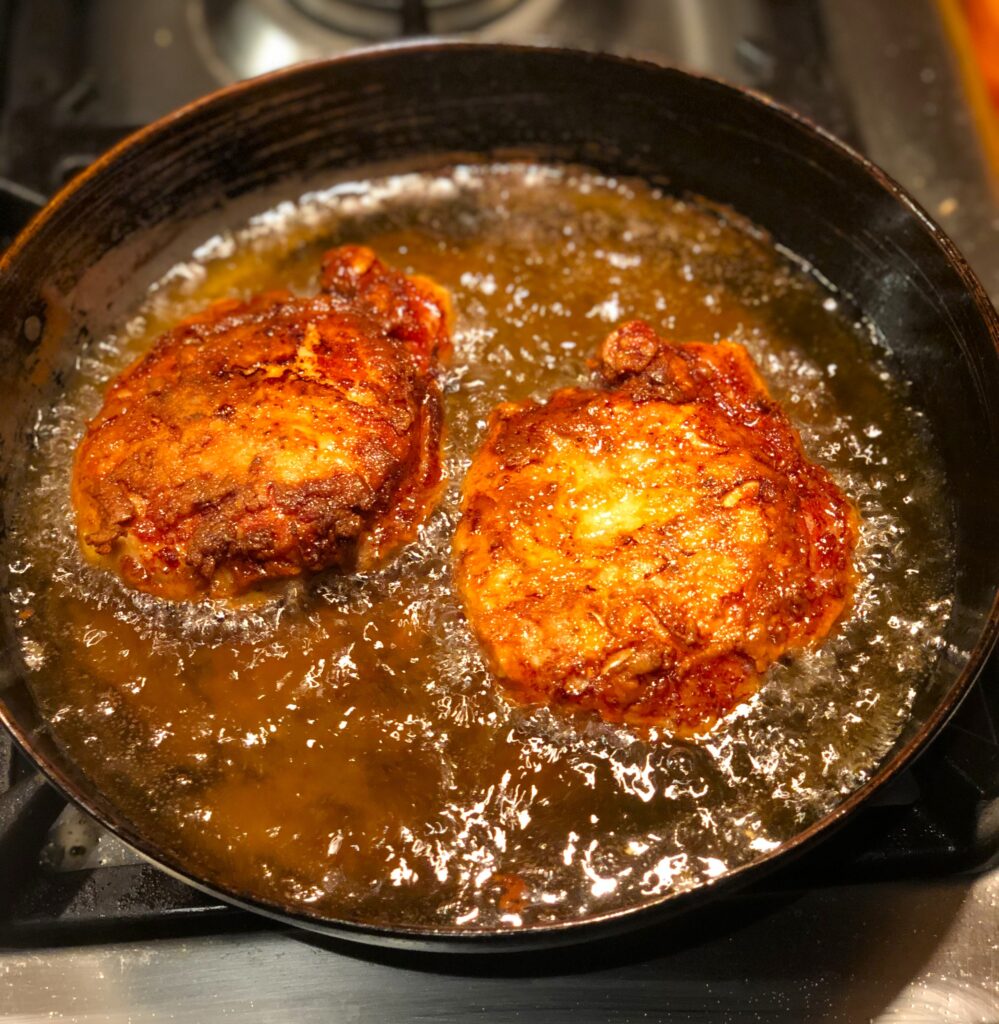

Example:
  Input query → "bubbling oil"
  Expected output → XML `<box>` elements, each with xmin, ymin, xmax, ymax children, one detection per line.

<box><xmin>6</xmin><ymin>163</ymin><xmax>954</xmax><ymax>930</ymax></box>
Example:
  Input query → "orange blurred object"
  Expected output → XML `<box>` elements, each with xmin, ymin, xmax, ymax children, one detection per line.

<box><xmin>964</xmin><ymin>0</ymin><xmax>999</xmax><ymax>108</ymax></box>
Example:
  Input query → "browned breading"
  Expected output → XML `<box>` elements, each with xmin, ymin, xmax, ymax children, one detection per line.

<box><xmin>454</xmin><ymin>320</ymin><xmax>858</xmax><ymax>733</ymax></box>
<box><xmin>72</xmin><ymin>246</ymin><xmax>451</xmax><ymax>600</ymax></box>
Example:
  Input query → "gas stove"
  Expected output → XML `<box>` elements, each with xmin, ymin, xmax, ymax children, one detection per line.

<box><xmin>2</xmin><ymin>1</ymin><xmax>998</xmax><ymax>1021</ymax></box>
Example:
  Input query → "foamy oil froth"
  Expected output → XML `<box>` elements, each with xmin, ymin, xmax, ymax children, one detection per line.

<box><xmin>5</xmin><ymin>163</ymin><xmax>954</xmax><ymax>929</ymax></box>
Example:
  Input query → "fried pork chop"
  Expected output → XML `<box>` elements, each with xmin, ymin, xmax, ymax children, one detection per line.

<box><xmin>72</xmin><ymin>246</ymin><xmax>451</xmax><ymax>601</ymax></box>
<box><xmin>454</xmin><ymin>320</ymin><xmax>858</xmax><ymax>733</ymax></box>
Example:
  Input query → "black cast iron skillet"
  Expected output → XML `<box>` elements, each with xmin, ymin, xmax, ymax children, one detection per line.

<box><xmin>0</xmin><ymin>43</ymin><xmax>997</xmax><ymax>951</ymax></box>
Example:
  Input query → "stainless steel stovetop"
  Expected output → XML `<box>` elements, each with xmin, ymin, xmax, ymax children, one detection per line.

<box><xmin>1</xmin><ymin>1</ymin><xmax>998</xmax><ymax>1021</ymax></box>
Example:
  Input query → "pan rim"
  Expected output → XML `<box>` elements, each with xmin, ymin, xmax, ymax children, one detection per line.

<box><xmin>1</xmin><ymin>38</ymin><xmax>998</xmax><ymax>949</ymax></box>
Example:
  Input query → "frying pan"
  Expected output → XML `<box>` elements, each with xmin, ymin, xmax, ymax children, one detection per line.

<box><xmin>0</xmin><ymin>43</ymin><xmax>997</xmax><ymax>951</ymax></box>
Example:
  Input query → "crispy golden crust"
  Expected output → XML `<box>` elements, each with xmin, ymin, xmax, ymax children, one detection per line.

<box><xmin>72</xmin><ymin>246</ymin><xmax>451</xmax><ymax>601</ymax></box>
<box><xmin>454</xmin><ymin>320</ymin><xmax>858</xmax><ymax>734</ymax></box>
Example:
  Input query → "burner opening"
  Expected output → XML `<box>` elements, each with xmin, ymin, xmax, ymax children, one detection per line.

<box><xmin>190</xmin><ymin>0</ymin><xmax>556</xmax><ymax>84</ymax></box>
<box><xmin>290</xmin><ymin>0</ymin><xmax>528</xmax><ymax>38</ymax></box>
